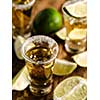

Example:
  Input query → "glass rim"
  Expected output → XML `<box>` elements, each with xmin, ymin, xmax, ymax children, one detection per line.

<box><xmin>21</xmin><ymin>35</ymin><xmax>59</xmax><ymax>65</ymax></box>
<box><xmin>62</xmin><ymin>0</ymin><xmax>87</xmax><ymax>19</ymax></box>
<box><xmin>12</xmin><ymin>0</ymin><xmax>36</xmax><ymax>10</ymax></box>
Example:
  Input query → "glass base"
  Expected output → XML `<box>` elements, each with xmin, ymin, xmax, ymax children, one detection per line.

<box><xmin>65</xmin><ymin>43</ymin><xmax>86</xmax><ymax>54</ymax></box>
<box><xmin>29</xmin><ymin>84</ymin><xmax>52</xmax><ymax>96</ymax></box>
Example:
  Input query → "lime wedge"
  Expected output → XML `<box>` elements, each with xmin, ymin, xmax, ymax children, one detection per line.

<box><xmin>72</xmin><ymin>51</ymin><xmax>87</xmax><ymax>67</ymax></box>
<box><xmin>55</xmin><ymin>27</ymin><xmax>67</xmax><ymax>40</ymax></box>
<box><xmin>25</xmin><ymin>42</ymin><xmax>35</xmax><ymax>52</ymax></box>
<box><xmin>68</xmin><ymin>28</ymin><xmax>87</xmax><ymax>40</ymax></box>
<box><xmin>14</xmin><ymin>36</ymin><xmax>25</xmax><ymax>59</ymax></box>
<box><xmin>65</xmin><ymin>1</ymin><xmax>87</xmax><ymax>18</ymax></box>
<box><xmin>12</xmin><ymin>66</ymin><xmax>30</xmax><ymax>91</ymax></box>
<box><xmin>54</xmin><ymin>76</ymin><xmax>87</xmax><ymax>100</ymax></box>
<box><xmin>52</xmin><ymin>59</ymin><xmax>77</xmax><ymax>76</ymax></box>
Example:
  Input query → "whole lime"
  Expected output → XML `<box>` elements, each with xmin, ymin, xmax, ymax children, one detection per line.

<box><xmin>33</xmin><ymin>8</ymin><xmax>63</xmax><ymax>34</ymax></box>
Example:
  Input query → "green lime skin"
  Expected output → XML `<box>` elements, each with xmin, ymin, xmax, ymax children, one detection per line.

<box><xmin>33</xmin><ymin>8</ymin><xmax>63</xmax><ymax>34</ymax></box>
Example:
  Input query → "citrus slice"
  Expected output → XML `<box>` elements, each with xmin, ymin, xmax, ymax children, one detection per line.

<box><xmin>52</xmin><ymin>59</ymin><xmax>77</xmax><ymax>76</ymax></box>
<box><xmin>64</xmin><ymin>0</ymin><xmax>87</xmax><ymax>18</ymax></box>
<box><xmin>25</xmin><ymin>42</ymin><xmax>35</xmax><ymax>52</ymax></box>
<box><xmin>12</xmin><ymin>65</ymin><xmax>30</xmax><ymax>91</ymax></box>
<box><xmin>14</xmin><ymin>36</ymin><xmax>25</xmax><ymax>59</ymax></box>
<box><xmin>68</xmin><ymin>28</ymin><xmax>87</xmax><ymax>40</ymax></box>
<box><xmin>54</xmin><ymin>76</ymin><xmax>87</xmax><ymax>100</ymax></box>
<box><xmin>55</xmin><ymin>27</ymin><xmax>67</xmax><ymax>40</ymax></box>
<box><xmin>72</xmin><ymin>51</ymin><xmax>87</xmax><ymax>67</ymax></box>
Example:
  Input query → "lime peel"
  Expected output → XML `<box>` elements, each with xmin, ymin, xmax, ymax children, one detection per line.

<box><xmin>72</xmin><ymin>51</ymin><xmax>87</xmax><ymax>67</ymax></box>
<box><xmin>12</xmin><ymin>66</ymin><xmax>30</xmax><ymax>91</ymax></box>
<box><xmin>55</xmin><ymin>27</ymin><xmax>67</xmax><ymax>40</ymax></box>
<box><xmin>14</xmin><ymin>36</ymin><xmax>25</xmax><ymax>60</ymax></box>
<box><xmin>52</xmin><ymin>59</ymin><xmax>77</xmax><ymax>76</ymax></box>
<box><xmin>33</xmin><ymin>8</ymin><xmax>63</xmax><ymax>34</ymax></box>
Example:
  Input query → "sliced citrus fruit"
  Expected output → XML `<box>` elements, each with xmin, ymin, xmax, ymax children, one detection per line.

<box><xmin>14</xmin><ymin>36</ymin><xmax>25</xmax><ymax>59</ymax></box>
<box><xmin>55</xmin><ymin>27</ymin><xmax>67</xmax><ymax>40</ymax></box>
<box><xmin>12</xmin><ymin>65</ymin><xmax>30</xmax><ymax>91</ymax></box>
<box><xmin>54</xmin><ymin>76</ymin><xmax>87</xmax><ymax>100</ymax></box>
<box><xmin>72</xmin><ymin>51</ymin><xmax>87</xmax><ymax>67</ymax></box>
<box><xmin>25</xmin><ymin>42</ymin><xmax>35</xmax><ymax>51</ymax></box>
<box><xmin>64</xmin><ymin>0</ymin><xmax>87</xmax><ymax>18</ymax></box>
<box><xmin>52</xmin><ymin>59</ymin><xmax>77</xmax><ymax>76</ymax></box>
<box><xmin>68</xmin><ymin>28</ymin><xmax>87</xmax><ymax>40</ymax></box>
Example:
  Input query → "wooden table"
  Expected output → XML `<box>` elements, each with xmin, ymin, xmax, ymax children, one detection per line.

<box><xmin>12</xmin><ymin>0</ymin><xmax>87</xmax><ymax>100</ymax></box>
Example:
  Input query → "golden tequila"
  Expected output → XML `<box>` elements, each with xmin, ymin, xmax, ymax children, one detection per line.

<box><xmin>12</xmin><ymin>0</ymin><xmax>35</xmax><ymax>39</ymax></box>
<box><xmin>21</xmin><ymin>35</ymin><xmax>58</xmax><ymax>96</ymax></box>
<box><xmin>25</xmin><ymin>47</ymin><xmax>54</xmax><ymax>86</ymax></box>
<box><xmin>62</xmin><ymin>0</ymin><xmax>87</xmax><ymax>53</ymax></box>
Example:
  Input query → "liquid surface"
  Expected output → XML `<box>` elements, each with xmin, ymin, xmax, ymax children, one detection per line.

<box><xmin>25</xmin><ymin>47</ymin><xmax>53</xmax><ymax>63</ymax></box>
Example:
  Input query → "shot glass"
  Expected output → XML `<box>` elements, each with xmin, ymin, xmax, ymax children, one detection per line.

<box><xmin>62</xmin><ymin>0</ymin><xmax>87</xmax><ymax>53</ymax></box>
<box><xmin>12</xmin><ymin>0</ymin><xmax>36</xmax><ymax>40</ymax></box>
<box><xmin>65</xmin><ymin>28</ymin><xmax>87</xmax><ymax>54</ymax></box>
<box><xmin>21</xmin><ymin>35</ymin><xmax>59</xmax><ymax>96</ymax></box>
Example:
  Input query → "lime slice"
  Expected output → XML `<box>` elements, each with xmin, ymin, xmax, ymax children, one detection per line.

<box><xmin>52</xmin><ymin>59</ymin><xmax>77</xmax><ymax>76</ymax></box>
<box><xmin>54</xmin><ymin>76</ymin><xmax>87</xmax><ymax>100</ymax></box>
<box><xmin>14</xmin><ymin>36</ymin><xmax>25</xmax><ymax>59</ymax></box>
<box><xmin>72</xmin><ymin>51</ymin><xmax>87</xmax><ymax>67</ymax></box>
<box><xmin>55</xmin><ymin>27</ymin><xmax>67</xmax><ymax>40</ymax></box>
<box><xmin>68</xmin><ymin>28</ymin><xmax>87</xmax><ymax>40</ymax></box>
<box><xmin>25</xmin><ymin>42</ymin><xmax>35</xmax><ymax>52</ymax></box>
<box><xmin>65</xmin><ymin>1</ymin><xmax>87</xmax><ymax>18</ymax></box>
<box><xmin>12</xmin><ymin>66</ymin><xmax>30</xmax><ymax>91</ymax></box>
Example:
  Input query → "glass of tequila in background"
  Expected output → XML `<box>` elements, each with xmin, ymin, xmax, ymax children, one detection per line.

<box><xmin>62</xmin><ymin>0</ymin><xmax>87</xmax><ymax>54</ymax></box>
<box><xmin>12</xmin><ymin>0</ymin><xmax>36</xmax><ymax>40</ymax></box>
<box><xmin>21</xmin><ymin>35</ymin><xmax>59</xmax><ymax>96</ymax></box>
